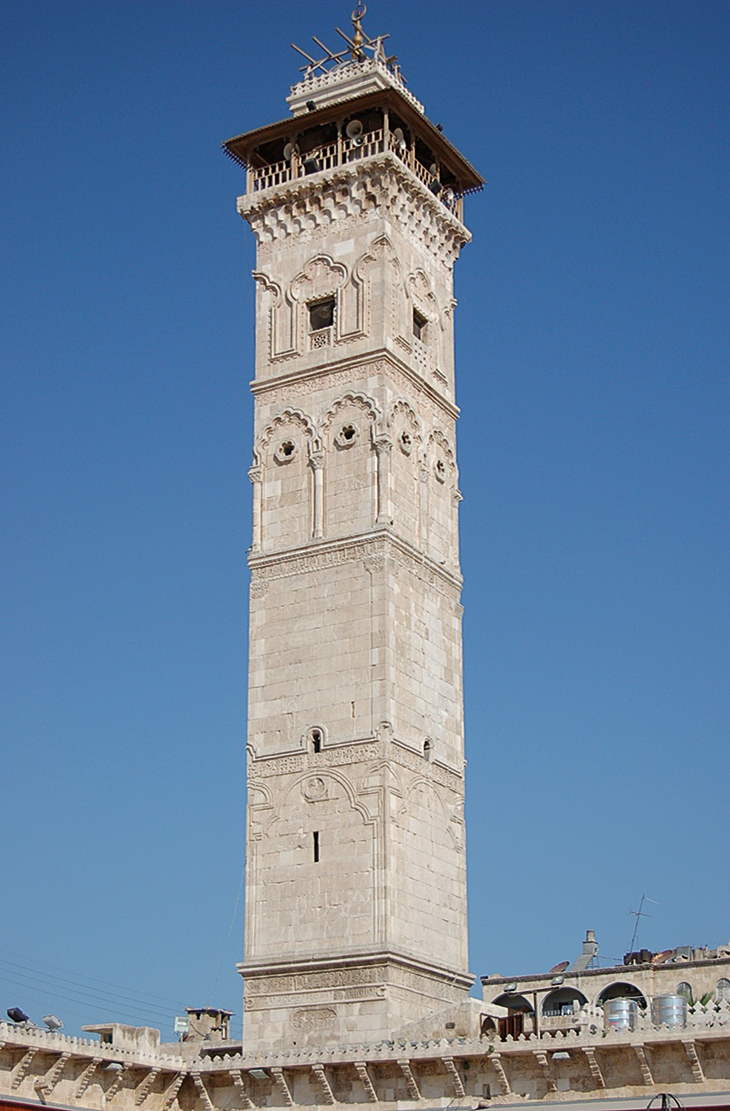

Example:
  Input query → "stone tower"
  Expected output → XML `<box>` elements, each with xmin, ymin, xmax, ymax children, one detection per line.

<box><xmin>223</xmin><ymin>13</ymin><xmax>483</xmax><ymax>1050</ymax></box>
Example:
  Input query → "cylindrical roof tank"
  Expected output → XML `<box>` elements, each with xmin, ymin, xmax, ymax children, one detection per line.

<box><xmin>606</xmin><ymin>998</ymin><xmax>638</xmax><ymax>1031</ymax></box>
<box><xmin>651</xmin><ymin>994</ymin><xmax>688</xmax><ymax>1028</ymax></box>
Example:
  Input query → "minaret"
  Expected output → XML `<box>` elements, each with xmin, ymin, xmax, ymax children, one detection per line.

<box><xmin>224</xmin><ymin>11</ymin><xmax>483</xmax><ymax>1049</ymax></box>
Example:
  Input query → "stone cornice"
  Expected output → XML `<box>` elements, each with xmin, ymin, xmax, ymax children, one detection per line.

<box><xmin>247</xmin><ymin>734</ymin><xmax>465</xmax><ymax>788</ymax></box>
<box><xmin>248</xmin><ymin>528</ymin><xmax>463</xmax><ymax>596</ymax></box>
<box><xmin>251</xmin><ymin>350</ymin><xmax>460</xmax><ymax>424</ymax></box>
<box><xmin>238</xmin><ymin>153</ymin><xmax>471</xmax><ymax>267</ymax></box>
<box><xmin>238</xmin><ymin>949</ymin><xmax>473</xmax><ymax>989</ymax></box>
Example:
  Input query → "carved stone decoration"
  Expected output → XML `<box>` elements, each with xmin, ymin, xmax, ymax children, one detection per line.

<box><xmin>292</xmin><ymin>1008</ymin><xmax>337</xmax><ymax>1031</ymax></box>
<box><xmin>354</xmin><ymin>1061</ymin><xmax>378</xmax><ymax>1103</ymax></box>
<box><xmin>257</xmin><ymin>407</ymin><xmax>319</xmax><ymax>457</ymax></box>
<box><xmin>252</xmin><ymin>357</ymin><xmax>460</xmax><ymax>426</ymax></box>
<box><xmin>255</xmin><ymin>407</ymin><xmax>320</xmax><ymax>550</ymax></box>
<box><xmin>321</xmin><ymin>392</ymin><xmax>381</xmax><ymax>538</ymax></box>
<box><xmin>353</xmin><ymin>233</ymin><xmax>406</xmax><ymax>343</ymax></box>
<box><xmin>290</xmin><ymin>254</ymin><xmax>348</xmax><ymax>350</ymax></box>
<box><xmin>334</xmin><ymin>422</ymin><xmax>360</xmax><ymax>449</ymax></box>
<box><xmin>253</xmin><ymin>270</ymin><xmax>296</xmax><ymax>361</ymax></box>
<box><xmin>321</xmin><ymin>391</ymin><xmax>381</xmax><ymax>433</ymax></box>
<box><xmin>273</xmin><ymin>438</ymin><xmax>297</xmax><ymax>465</ymax></box>
<box><xmin>76</xmin><ymin>1057</ymin><xmax>102</xmax><ymax>1099</ymax></box>
<box><xmin>240</xmin><ymin>155</ymin><xmax>471</xmax><ymax>267</ymax></box>
<box><xmin>302</xmin><ymin>776</ymin><xmax>328</xmax><ymax>802</ymax></box>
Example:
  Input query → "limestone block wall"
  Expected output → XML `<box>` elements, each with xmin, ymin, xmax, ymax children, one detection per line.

<box><xmin>4</xmin><ymin>1008</ymin><xmax>730</xmax><ymax>1111</ymax></box>
<box><xmin>238</xmin><ymin>143</ymin><xmax>472</xmax><ymax>1046</ymax></box>
<box><xmin>243</xmin><ymin>157</ymin><xmax>468</xmax><ymax>406</ymax></box>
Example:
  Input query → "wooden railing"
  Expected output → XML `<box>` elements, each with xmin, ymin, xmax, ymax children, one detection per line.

<box><xmin>250</xmin><ymin>130</ymin><xmax>464</xmax><ymax>219</ymax></box>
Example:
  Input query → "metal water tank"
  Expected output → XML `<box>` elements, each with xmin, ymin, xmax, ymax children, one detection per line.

<box><xmin>606</xmin><ymin>998</ymin><xmax>638</xmax><ymax>1031</ymax></box>
<box><xmin>651</xmin><ymin>994</ymin><xmax>688</xmax><ymax>1027</ymax></box>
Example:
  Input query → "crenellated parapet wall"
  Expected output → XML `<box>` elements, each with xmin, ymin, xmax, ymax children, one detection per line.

<box><xmin>3</xmin><ymin>1007</ymin><xmax>730</xmax><ymax>1111</ymax></box>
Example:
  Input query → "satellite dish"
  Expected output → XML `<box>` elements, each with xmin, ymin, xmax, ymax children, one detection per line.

<box><xmin>548</xmin><ymin>961</ymin><xmax>570</xmax><ymax>975</ymax></box>
<box><xmin>393</xmin><ymin>127</ymin><xmax>406</xmax><ymax>150</ymax></box>
<box><xmin>429</xmin><ymin>162</ymin><xmax>440</xmax><ymax>177</ymax></box>
<box><xmin>346</xmin><ymin>119</ymin><xmax>364</xmax><ymax>140</ymax></box>
<box><xmin>283</xmin><ymin>142</ymin><xmax>298</xmax><ymax>161</ymax></box>
<box><xmin>7</xmin><ymin>1007</ymin><xmax>31</xmax><ymax>1024</ymax></box>
<box><xmin>444</xmin><ymin>187</ymin><xmax>455</xmax><ymax>204</ymax></box>
<box><xmin>43</xmin><ymin>1014</ymin><xmax>64</xmax><ymax>1031</ymax></box>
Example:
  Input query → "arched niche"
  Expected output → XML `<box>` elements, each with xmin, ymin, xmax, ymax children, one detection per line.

<box><xmin>541</xmin><ymin>987</ymin><xmax>588</xmax><ymax>1016</ymax></box>
<box><xmin>596</xmin><ymin>981</ymin><xmax>648</xmax><ymax>1010</ymax></box>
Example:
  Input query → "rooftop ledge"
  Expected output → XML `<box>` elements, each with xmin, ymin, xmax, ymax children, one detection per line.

<box><xmin>287</xmin><ymin>56</ymin><xmax>425</xmax><ymax>117</ymax></box>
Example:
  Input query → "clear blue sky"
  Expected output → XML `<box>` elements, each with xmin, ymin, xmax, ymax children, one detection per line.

<box><xmin>1</xmin><ymin>0</ymin><xmax>728</xmax><ymax>1039</ymax></box>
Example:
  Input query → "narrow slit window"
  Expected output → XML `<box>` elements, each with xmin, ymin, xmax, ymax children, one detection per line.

<box><xmin>413</xmin><ymin>308</ymin><xmax>427</xmax><ymax>342</ymax></box>
<box><xmin>311</xmin><ymin>728</ymin><xmax>322</xmax><ymax>753</ymax></box>
<box><xmin>313</xmin><ymin>830</ymin><xmax>320</xmax><ymax>863</ymax></box>
<box><xmin>309</xmin><ymin>297</ymin><xmax>335</xmax><ymax>332</ymax></box>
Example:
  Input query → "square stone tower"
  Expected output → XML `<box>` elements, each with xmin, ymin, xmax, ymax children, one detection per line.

<box><xmin>224</xmin><ymin>12</ymin><xmax>483</xmax><ymax>1050</ymax></box>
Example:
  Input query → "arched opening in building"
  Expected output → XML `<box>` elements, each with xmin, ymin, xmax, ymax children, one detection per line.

<box><xmin>541</xmin><ymin>987</ymin><xmax>588</xmax><ymax>1016</ymax></box>
<box><xmin>491</xmin><ymin>993</ymin><xmax>534</xmax><ymax>1040</ymax></box>
<box><xmin>596</xmin><ymin>982</ymin><xmax>647</xmax><ymax>1010</ymax></box>
<box><xmin>717</xmin><ymin>978</ymin><xmax>730</xmax><ymax>1003</ymax></box>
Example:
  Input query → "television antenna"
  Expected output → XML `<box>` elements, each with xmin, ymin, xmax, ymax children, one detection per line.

<box><xmin>628</xmin><ymin>893</ymin><xmax>659</xmax><ymax>955</ymax></box>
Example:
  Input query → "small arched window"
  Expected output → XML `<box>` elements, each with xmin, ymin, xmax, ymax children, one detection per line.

<box><xmin>422</xmin><ymin>739</ymin><xmax>432</xmax><ymax>762</ymax></box>
<box><xmin>310</xmin><ymin>728</ymin><xmax>323</xmax><ymax>753</ymax></box>
<box><xmin>676</xmin><ymin>982</ymin><xmax>693</xmax><ymax>1003</ymax></box>
<box><xmin>717</xmin><ymin>978</ymin><xmax>730</xmax><ymax>1003</ymax></box>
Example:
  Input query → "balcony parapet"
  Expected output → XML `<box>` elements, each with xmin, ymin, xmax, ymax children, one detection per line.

<box><xmin>288</xmin><ymin>57</ymin><xmax>425</xmax><ymax>117</ymax></box>
<box><xmin>247</xmin><ymin>129</ymin><xmax>464</xmax><ymax>222</ymax></box>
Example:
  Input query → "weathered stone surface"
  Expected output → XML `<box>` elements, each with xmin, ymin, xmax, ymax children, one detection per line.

<box><xmin>238</xmin><ymin>32</ymin><xmax>472</xmax><ymax>1052</ymax></box>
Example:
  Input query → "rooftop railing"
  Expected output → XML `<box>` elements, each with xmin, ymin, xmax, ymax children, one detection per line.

<box><xmin>249</xmin><ymin>129</ymin><xmax>463</xmax><ymax>220</ymax></box>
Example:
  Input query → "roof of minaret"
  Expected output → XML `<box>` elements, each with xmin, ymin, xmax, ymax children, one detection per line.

<box><xmin>222</xmin><ymin>9</ymin><xmax>484</xmax><ymax>195</ymax></box>
<box><xmin>287</xmin><ymin>5</ymin><xmax>425</xmax><ymax>115</ymax></box>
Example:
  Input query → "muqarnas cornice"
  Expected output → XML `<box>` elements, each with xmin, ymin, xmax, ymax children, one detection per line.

<box><xmin>239</xmin><ymin>152</ymin><xmax>471</xmax><ymax>267</ymax></box>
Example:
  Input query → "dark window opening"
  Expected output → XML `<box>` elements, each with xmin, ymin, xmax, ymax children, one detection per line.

<box><xmin>341</xmin><ymin>424</ymin><xmax>356</xmax><ymax>441</ymax></box>
<box><xmin>311</xmin><ymin>729</ymin><xmax>322</xmax><ymax>753</ymax></box>
<box><xmin>309</xmin><ymin>298</ymin><xmax>335</xmax><ymax>332</ymax></box>
<box><xmin>313</xmin><ymin>831</ymin><xmax>320</xmax><ymax>862</ymax></box>
<box><xmin>413</xmin><ymin>309</ymin><xmax>427</xmax><ymax>342</ymax></box>
<box><xmin>281</xmin><ymin>440</ymin><xmax>295</xmax><ymax>457</ymax></box>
